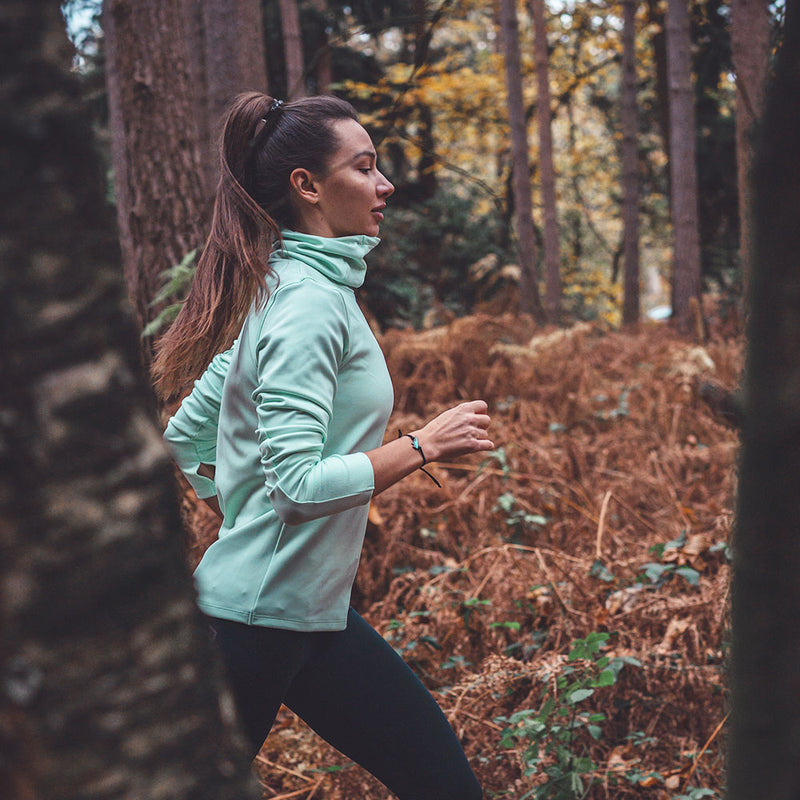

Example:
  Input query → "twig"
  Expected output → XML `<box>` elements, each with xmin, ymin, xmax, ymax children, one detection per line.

<box><xmin>681</xmin><ymin>712</ymin><xmax>729</xmax><ymax>792</ymax></box>
<box><xmin>595</xmin><ymin>490</ymin><xmax>613</xmax><ymax>560</ymax></box>
<box><xmin>255</xmin><ymin>756</ymin><xmax>313</xmax><ymax>784</ymax></box>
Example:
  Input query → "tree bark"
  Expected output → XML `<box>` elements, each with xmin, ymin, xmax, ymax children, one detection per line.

<box><xmin>530</xmin><ymin>0</ymin><xmax>561</xmax><ymax>323</ymax></box>
<box><xmin>666</xmin><ymin>0</ymin><xmax>702</xmax><ymax>334</ymax></box>
<box><xmin>309</xmin><ymin>0</ymin><xmax>333</xmax><ymax>93</ymax></box>
<box><xmin>104</xmin><ymin>0</ymin><xmax>209</xmax><ymax>331</ymax></box>
<box><xmin>731</xmin><ymin>0</ymin><xmax>771</xmax><ymax>286</ymax></box>
<box><xmin>280</xmin><ymin>0</ymin><xmax>306</xmax><ymax>98</ymax></box>
<box><xmin>499</xmin><ymin>0</ymin><xmax>545</xmax><ymax>322</ymax></box>
<box><xmin>203</xmin><ymin>0</ymin><xmax>269</xmax><ymax>171</ymax></box>
<box><xmin>621</xmin><ymin>0</ymin><xmax>641</xmax><ymax>326</ymax></box>
<box><xmin>0</xmin><ymin>2</ymin><xmax>259</xmax><ymax>797</ymax></box>
<box><xmin>729</xmin><ymin>5</ymin><xmax>800</xmax><ymax>798</ymax></box>
<box><xmin>646</xmin><ymin>0</ymin><xmax>671</xmax><ymax>165</ymax></box>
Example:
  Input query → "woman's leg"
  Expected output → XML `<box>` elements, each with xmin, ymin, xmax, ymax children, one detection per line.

<box><xmin>283</xmin><ymin>609</ymin><xmax>482</xmax><ymax>800</ymax></box>
<box><xmin>206</xmin><ymin>616</ymin><xmax>314</xmax><ymax>759</ymax></box>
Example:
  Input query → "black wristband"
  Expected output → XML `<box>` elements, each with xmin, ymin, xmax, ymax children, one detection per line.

<box><xmin>397</xmin><ymin>430</ymin><xmax>442</xmax><ymax>488</ymax></box>
<box><xmin>402</xmin><ymin>433</ymin><xmax>428</xmax><ymax>465</ymax></box>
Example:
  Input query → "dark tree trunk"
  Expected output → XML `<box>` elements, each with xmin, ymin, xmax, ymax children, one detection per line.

<box><xmin>309</xmin><ymin>0</ymin><xmax>333</xmax><ymax>93</ymax></box>
<box><xmin>203</xmin><ymin>0</ymin><xmax>269</xmax><ymax>177</ymax></box>
<box><xmin>731</xmin><ymin>0</ymin><xmax>771</xmax><ymax>285</ymax></box>
<box><xmin>0</xmin><ymin>2</ymin><xmax>259</xmax><ymax>798</ymax></box>
<box><xmin>729</xmin><ymin>5</ymin><xmax>800</xmax><ymax>798</ymax></box>
<box><xmin>498</xmin><ymin>0</ymin><xmax>545</xmax><ymax>322</ymax></box>
<box><xmin>621</xmin><ymin>0</ymin><xmax>641</xmax><ymax>326</ymax></box>
<box><xmin>412</xmin><ymin>0</ymin><xmax>438</xmax><ymax>201</ymax></box>
<box><xmin>280</xmin><ymin>0</ymin><xmax>306</xmax><ymax>98</ymax></box>
<box><xmin>646</xmin><ymin>0</ymin><xmax>671</xmax><ymax>164</ymax></box>
<box><xmin>666</xmin><ymin>0</ymin><xmax>702</xmax><ymax>334</ymax></box>
<box><xmin>531</xmin><ymin>0</ymin><xmax>561</xmax><ymax>323</ymax></box>
<box><xmin>104</xmin><ymin>0</ymin><xmax>209</xmax><ymax>331</ymax></box>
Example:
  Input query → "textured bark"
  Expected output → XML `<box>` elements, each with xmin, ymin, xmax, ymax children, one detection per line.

<box><xmin>203</xmin><ymin>0</ymin><xmax>269</xmax><ymax>161</ymax></box>
<box><xmin>731</xmin><ymin>0</ymin><xmax>770</xmax><ymax>285</ymax></box>
<box><xmin>531</xmin><ymin>0</ymin><xmax>561</xmax><ymax>323</ymax></box>
<box><xmin>730</xmin><ymin>6</ymin><xmax>800</xmax><ymax>797</ymax></box>
<box><xmin>280</xmin><ymin>0</ymin><xmax>306</xmax><ymax>98</ymax></box>
<box><xmin>104</xmin><ymin>0</ymin><xmax>209</xmax><ymax>329</ymax></box>
<box><xmin>621</xmin><ymin>0</ymin><xmax>641</xmax><ymax>326</ymax></box>
<box><xmin>498</xmin><ymin>0</ymin><xmax>545</xmax><ymax>322</ymax></box>
<box><xmin>0</xmin><ymin>2</ymin><xmax>259</xmax><ymax>798</ymax></box>
<box><xmin>309</xmin><ymin>0</ymin><xmax>333</xmax><ymax>93</ymax></box>
<box><xmin>183</xmin><ymin>0</ymin><xmax>269</xmax><ymax>196</ymax></box>
<box><xmin>666</xmin><ymin>0</ymin><xmax>701</xmax><ymax>334</ymax></box>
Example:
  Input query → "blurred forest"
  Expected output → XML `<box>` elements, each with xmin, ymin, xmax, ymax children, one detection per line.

<box><xmin>3</xmin><ymin>0</ymin><xmax>795</xmax><ymax>799</ymax></box>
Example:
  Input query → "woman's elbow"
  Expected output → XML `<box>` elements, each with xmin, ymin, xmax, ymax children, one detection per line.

<box><xmin>268</xmin><ymin>486</ymin><xmax>319</xmax><ymax>525</ymax></box>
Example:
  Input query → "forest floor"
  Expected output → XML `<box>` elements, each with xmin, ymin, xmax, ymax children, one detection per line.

<box><xmin>185</xmin><ymin>311</ymin><xmax>743</xmax><ymax>800</ymax></box>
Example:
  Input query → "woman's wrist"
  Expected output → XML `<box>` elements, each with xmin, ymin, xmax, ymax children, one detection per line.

<box><xmin>403</xmin><ymin>431</ymin><xmax>431</xmax><ymax>465</ymax></box>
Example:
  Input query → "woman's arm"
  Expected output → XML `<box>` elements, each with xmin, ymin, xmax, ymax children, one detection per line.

<box><xmin>163</xmin><ymin>346</ymin><xmax>233</xmax><ymax>500</ymax></box>
<box><xmin>366</xmin><ymin>400</ymin><xmax>493</xmax><ymax>494</ymax></box>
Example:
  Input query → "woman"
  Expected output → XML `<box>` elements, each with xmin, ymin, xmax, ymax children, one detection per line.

<box><xmin>153</xmin><ymin>92</ymin><xmax>491</xmax><ymax>799</ymax></box>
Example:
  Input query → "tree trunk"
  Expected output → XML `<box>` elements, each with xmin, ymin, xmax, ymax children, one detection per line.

<box><xmin>309</xmin><ymin>0</ymin><xmax>333</xmax><ymax>93</ymax></box>
<box><xmin>646</xmin><ymin>0</ymin><xmax>671</xmax><ymax>165</ymax></box>
<box><xmin>413</xmin><ymin>0</ymin><xmax>438</xmax><ymax>201</ymax></box>
<box><xmin>531</xmin><ymin>0</ymin><xmax>561</xmax><ymax>323</ymax></box>
<box><xmin>731</xmin><ymin>0</ymin><xmax>771</xmax><ymax>286</ymax></box>
<box><xmin>666</xmin><ymin>0</ymin><xmax>702</xmax><ymax>334</ymax></box>
<box><xmin>498</xmin><ymin>0</ymin><xmax>545</xmax><ymax>322</ymax></box>
<box><xmin>104</xmin><ymin>0</ymin><xmax>209</xmax><ymax>331</ymax></box>
<box><xmin>280</xmin><ymin>0</ymin><xmax>306</xmax><ymax>98</ymax></box>
<box><xmin>621</xmin><ymin>0</ymin><xmax>641</xmax><ymax>326</ymax></box>
<box><xmin>729</xmin><ymin>5</ymin><xmax>800</xmax><ymax>798</ymax></box>
<box><xmin>203</xmin><ymin>0</ymin><xmax>269</xmax><ymax>169</ymax></box>
<box><xmin>0</xmin><ymin>3</ymin><xmax>259</xmax><ymax>797</ymax></box>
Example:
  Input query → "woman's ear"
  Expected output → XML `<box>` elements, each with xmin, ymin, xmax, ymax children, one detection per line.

<box><xmin>288</xmin><ymin>168</ymin><xmax>320</xmax><ymax>205</ymax></box>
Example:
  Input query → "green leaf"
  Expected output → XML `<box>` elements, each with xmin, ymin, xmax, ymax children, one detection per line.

<box><xmin>568</xmin><ymin>688</ymin><xmax>594</xmax><ymax>704</ymax></box>
<box><xmin>676</xmin><ymin>566</ymin><xmax>701</xmax><ymax>586</ymax></box>
<box><xmin>593</xmin><ymin>669</ymin><xmax>616</xmax><ymax>687</ymax></box>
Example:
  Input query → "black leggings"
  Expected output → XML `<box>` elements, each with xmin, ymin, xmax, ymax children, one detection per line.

<box><xmin>208</xmin><ymin>608</ymin><xmax>482</xmax><ymax>800</ymax></box>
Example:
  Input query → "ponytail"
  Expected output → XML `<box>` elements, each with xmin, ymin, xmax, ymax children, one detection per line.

<box><xmin>152</xmin><ymin>92</ymin><xmax>358</xmax><ymax>401</ymax></box>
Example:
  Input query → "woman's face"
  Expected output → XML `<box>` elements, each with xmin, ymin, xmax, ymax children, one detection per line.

<box><xmin>309</xmin><ymin>119</ymin><xmax>395</xmax><ymax>238</ymax></box>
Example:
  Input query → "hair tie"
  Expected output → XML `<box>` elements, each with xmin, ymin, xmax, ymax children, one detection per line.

<box><xmin>248</xmin><ymin>99</ymin><xmax>286</xmax><ymax>155</ymax></box>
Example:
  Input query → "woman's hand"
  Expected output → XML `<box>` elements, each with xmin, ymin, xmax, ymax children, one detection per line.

<box><xmin>413</xmin><ymin>400</ymin><xmax>493</xmax><ymax>463</ymax></box>
<box><xmin>367</xmin><ymin>400</ymin><xmax>493</xmax><ymax>495</ymax></box>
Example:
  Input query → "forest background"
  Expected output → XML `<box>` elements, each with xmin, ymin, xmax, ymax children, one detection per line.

<box><xmin>2</xmin><ymin>1</ymin><xmax>799</xmax><ymax>800</ymax></box>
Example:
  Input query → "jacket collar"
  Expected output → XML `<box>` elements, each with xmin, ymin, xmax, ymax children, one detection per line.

<box><xmin>271</xmin><ymin>230</ymin><xmax>380</xmax><ymax>289</ymax></box>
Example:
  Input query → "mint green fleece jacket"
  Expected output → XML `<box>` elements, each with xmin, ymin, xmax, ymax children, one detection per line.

<box><xmin>163</xmin><ymin>232</ymin><xmax>394</xmax><ymax>631</ymax></box>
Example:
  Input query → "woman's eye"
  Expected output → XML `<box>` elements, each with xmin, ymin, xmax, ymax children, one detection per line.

<box><xmin>359</xmin><ymin>167</ymin><xmax>371</xmax><ymax>174</ymax></box>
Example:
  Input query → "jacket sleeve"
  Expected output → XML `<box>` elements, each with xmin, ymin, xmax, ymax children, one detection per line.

<box><xmin>254</xmin><ymin>280</ymin><xmax>375</xmax><ymax>524</ymax></box>
<box><xmin>163</xmin><ymin>346</ymin><xmax>233</xmax><ymax>499</ymax></box>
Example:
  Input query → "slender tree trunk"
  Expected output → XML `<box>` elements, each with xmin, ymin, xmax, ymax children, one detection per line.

<box><xmin>530</xmin><ymin>0</ymin><xmax>561</xmax><ymax>323</ymax></box>
<box><xmin>413</xmin><ymin>0</ymin><xmax>438</xmax><ymax>201</ymax></box>
<box><xmin>731</xmin><ymin>0</ymin><xmax>771</xmax><ymax>286</ymax></box>
<box><xmin>499</xmin><ymin>0</ymin><xmax>545</xmax><ymax>322</ymax></box>
<box><xmin>309</xmin><ymin>0</ymin><xmax>333</xmax><ymax>93</ymax></box>
<box><xmin>666</xmin><ymin>0</ymin><xmax>702</xmax><ymax>334</ymax></box>
<box><xmin>280</xmin><ymin>0</ymin><xmax>306</xmax><ymax>98</ymax></box>
<box><xmin>646</xmin><ymin>0</ymin><xmax>671</xmax><ymax>165</ymax></box>
<box><xmin>621</xmin><ymin>0</ymin><xmax>641</xmax><ymax>325</ymax></box>
<box><xmin>0</xmin><ymin>3</ymin><xmax>259</xmax><ymax>797</ymax></box>
<box><xmin>730</xmin><ymin>6</ymin><xmax>800</xmax><ymax>798</ymax></box>
<box><xmin>104</xmin><ymin>0</ymin><xmax>209</xmax><ymax>330</ymax></box>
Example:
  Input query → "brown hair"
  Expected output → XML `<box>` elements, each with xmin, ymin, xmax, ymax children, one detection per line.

<box><xmin>152</xmin><ymin>92</ymin><xmax>359</xmax><ymax>401</ymax></box>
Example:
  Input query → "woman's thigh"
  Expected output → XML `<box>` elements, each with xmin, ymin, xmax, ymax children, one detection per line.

<box><xmin>284</xmin><ymin>609</ymin><xmax>482</xmax><ymax>800</ymax></box>
<box><xmin>207</xmin><ymin>616</ymin><xmax>314</xmax><ymax>758</ymax></box>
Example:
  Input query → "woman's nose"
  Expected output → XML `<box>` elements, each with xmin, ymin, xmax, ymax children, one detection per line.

<box><xmin>378</xmin><ymin>172</ymin><xmax>394</xmax><ymax>198</ymax></box>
